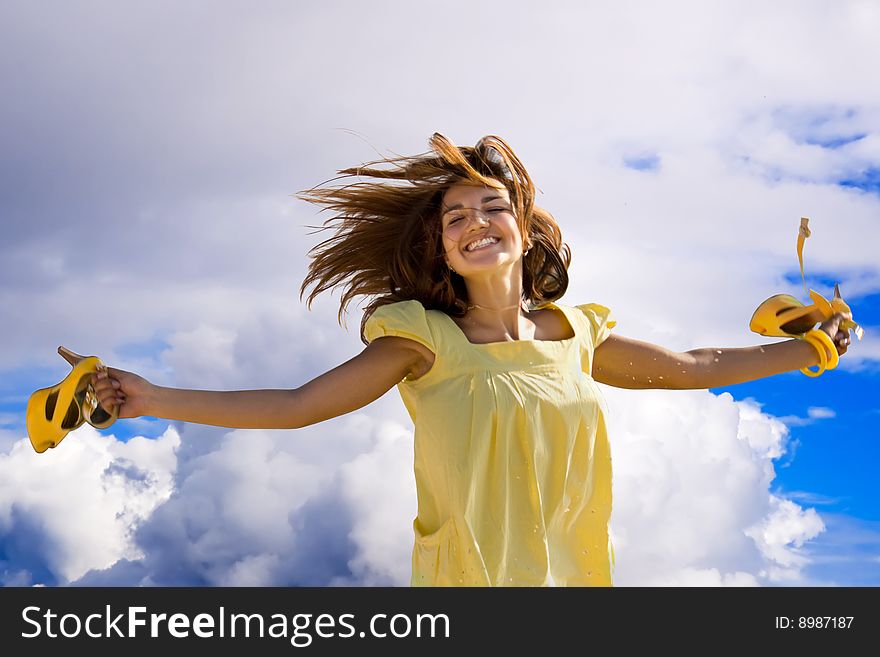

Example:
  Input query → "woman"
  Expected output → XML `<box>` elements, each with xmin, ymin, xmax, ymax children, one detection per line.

<box><xmin>82</xmin><ymin>133</ymin><xmax>852</xmax><ymax>586</ymax></box>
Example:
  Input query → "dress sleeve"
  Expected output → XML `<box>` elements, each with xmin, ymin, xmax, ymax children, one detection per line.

<box><xmin>575</xmin><ymin>303</ymin><xmax>616</xmax><ymax>349</ymax></box>
<box><xmin>364</xmin><ymin>300</ymin><xmax>436</xmax><ymax>354</ymax></box>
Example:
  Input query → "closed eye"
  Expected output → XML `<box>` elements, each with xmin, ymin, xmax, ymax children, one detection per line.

<box><xmin>445</xmin><ymin>206</ymin><xmax>510</xmax><ymax>226</ymax></box>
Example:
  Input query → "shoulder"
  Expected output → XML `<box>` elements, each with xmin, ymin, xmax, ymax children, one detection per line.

<box><xmin>570</xmin><ymin>303</ymin><xmax>615</xmax><ymax>328</ymax></box>
<box><xmin>368</xmin><ymin>299</ymin><xmax>453</xmax><ymax>328</ymax></box>
<box><xmin>571</xmin><ymin>301</ymin><xmax>613</xmax><ymax>318</ymax></box>
<box><xmin>364</xmin><ymin>300</ymin><xmax>437</xmax><ymax>382</ymax></box>
<box><xmin>532</xmin><ymin>300</ymin><xmax>605</xmax><ymax>328</ymax></box>
<box><xmin>364</xmin><ymin>299</ymin><xmax>438</xmax><ymax>353</ymax></box>
<box><xmin>530</xmin><ymin>301</ymin><xmax>576</xmax><ymax>339</ymax></box>
<box><xmin>370</xmin><ymin>298</ymin><xmax>427</xmax><ymax>315</ymax></box>
<box><xmin>365</xmin><ymin>299</ymin><xmax>429</xmax><ymax>329</ymax></box>
<box><xmin>542</xmin><ymin>301</ymin><xmax>616</xmax><ymax>348</ymax></box>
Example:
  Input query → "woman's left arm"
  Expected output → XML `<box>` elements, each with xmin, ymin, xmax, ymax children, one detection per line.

<box><xmin>592</xmin><ymin>312</ymin><xmax>853</xmax><ymax>390</ymax></box>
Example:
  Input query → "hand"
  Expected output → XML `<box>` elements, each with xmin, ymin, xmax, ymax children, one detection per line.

<box><xmin>57</xmin><ymin>347</ymin><xmax>154</xmax><ymax>420</ymax></box>
<box><xmin>817</xmin><ymin>312</ymin><xmax>852</xmax><ymax>357</ymax></box>
<box><xmin>89</xmin><ymin>367</ymin><xmax>155</xmax><ymax>420</ymax></box>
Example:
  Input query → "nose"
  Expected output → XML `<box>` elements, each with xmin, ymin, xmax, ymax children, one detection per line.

<box><xmin>464</xmin><ymin>210</ymin><xmax>490</xmax><ymax>230</ymax></box>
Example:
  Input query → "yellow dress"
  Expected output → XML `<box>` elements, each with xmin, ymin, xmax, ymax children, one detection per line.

<box><xmin>364</xmin><ymin>299</ymin><xmax>616</xmax><ymax>586</ymax></box>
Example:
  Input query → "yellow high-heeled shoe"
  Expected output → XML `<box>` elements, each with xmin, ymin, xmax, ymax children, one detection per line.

<box><xmin>749</xmin><ymin>288</ymin><xmax>839</xmax><ymax>375</ymax></box>
<box><xmin>26</xmin><ymin>346</ymin><xmax>118</xmax><ymax>453</ymax></box>
<box><xmin>749</xmin><ymin>217</ymin><xmax>863</xmax><ymax>377</ymax></box>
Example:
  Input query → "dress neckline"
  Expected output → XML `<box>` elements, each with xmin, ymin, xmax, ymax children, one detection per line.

<box><xmin>439</xmin><ymin>302</ymin><xmax>578</xmax><ymax>348</ymax></box>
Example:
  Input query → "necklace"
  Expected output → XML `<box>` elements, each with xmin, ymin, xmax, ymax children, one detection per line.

<box><xmin>467</xmin><ymin>300</ymin><xmax>530</xmax><ymax>313</ymax></box>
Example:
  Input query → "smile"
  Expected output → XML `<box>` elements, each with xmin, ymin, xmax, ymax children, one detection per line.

<box><xmin>465</xmin><ymin>236</ymin><xmax>500</xmax><ymax>252</ymax></box>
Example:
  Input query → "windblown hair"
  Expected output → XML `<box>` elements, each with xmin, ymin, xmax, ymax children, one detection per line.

<box><xmin>297</xmin><ymin>133</ymin><xmax>572</xmax><ymax>343</ymax></box>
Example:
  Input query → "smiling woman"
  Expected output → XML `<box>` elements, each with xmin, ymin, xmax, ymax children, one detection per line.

<box><xmin>74</xmin><ymin>132</ymin><xmax>855</xmax><ymax>588</ymax></box>
<box><xmin>296</xmin><ymin>133</ymin><xmax>571</xmax><ymax>339</ymax></box>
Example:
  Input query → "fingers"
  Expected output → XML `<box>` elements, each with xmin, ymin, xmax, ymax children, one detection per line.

<box><xmin>820</xmin><ymin>312</ymin><xmax>846</xmax><ymax>333</ymax></box>
<box><xmin>90</xmin><ymin>371</ymin><xmax>126</xmax><ymax>409</ymax></box>
<box><xmin>833</xmin><ymin>328</ymin><xmax>850</xmax><ymax>355</ymax></box>
<box><xmin>816</xmin><ymin>312</ymin><xmax>853</xmax><ymax>356</ymax></box>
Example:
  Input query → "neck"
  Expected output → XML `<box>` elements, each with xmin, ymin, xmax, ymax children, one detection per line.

<box><xmin>461</xmin><ymin>261</ymin><xmax>523</xmax><ymax>311</ymax></box>
<box><xmin>458</xmin><ymin>262</ymin><xmax>530</xmax><ymax>338</ymax></box>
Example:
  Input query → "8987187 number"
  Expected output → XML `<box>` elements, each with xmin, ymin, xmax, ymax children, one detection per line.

<box><xmin>775</xmin><ymin>616</ymin><xmax>854</xmax><ymax>629</ymax></box>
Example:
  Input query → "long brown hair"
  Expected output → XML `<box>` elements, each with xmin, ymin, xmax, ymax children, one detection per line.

<box><xmin>297</xmin><ymin>133</ymin><xmax>572</xmax><ymax>343</ymax></box>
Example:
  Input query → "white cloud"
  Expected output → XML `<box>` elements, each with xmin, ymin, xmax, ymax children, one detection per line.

<box><xmin>746</xmin><ymin>497</ymin><xmax>826</xmax><ymax>582</ymax></box>
<box><xmin>602</xmin><ymin>386</ymin><xmax>825</xmax><ymax>586</ymax></box>
<box><xmin>782</xmin><ymin>490</ymin><xmax>843</xmax><ymax>507</ymax></box>
<box><xmin>0</xmin><ymin>426</ymin><xmax>178</xmax><ymax>585</ymax></box>
<box><xmin>807</xmin><ymin>407</ymin><xmax>836</xmax><ymax>420</ymax></box>
<box><xmin>337</xmin><ymin>420</ymin><xmax>417</xmax><ymax>586</ymax></box>
<box><xmin>776</xmin><ymin>405</ymin><xmax>838</xmax><ymax>427</ymax></box>
<box><xmin>648</xmin><ymin>568</ymin><xmax>760</xmax><ymax>587</ymax></box>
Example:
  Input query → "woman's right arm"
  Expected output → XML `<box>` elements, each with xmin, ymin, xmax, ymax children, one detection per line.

<box><xmin>90</xmin><ymin>337</ymin><xmax>429</xmax><ymax>430</ymax></box>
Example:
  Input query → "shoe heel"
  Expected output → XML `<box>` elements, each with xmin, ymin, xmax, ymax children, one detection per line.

<box><xmin>58</xmin><ymin>345</ymin><xmax>86</xmax><ymax>366</ymax></box>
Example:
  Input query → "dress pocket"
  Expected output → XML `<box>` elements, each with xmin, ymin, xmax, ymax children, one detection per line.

<box><xmin>412</xmin><ymin>518</ymin><xmax>457</xmax><ymax>586</ymax></box>
<box><xmin>411</xmin><ymin>517</ymin><xmax>489</xmax><ymax>586</ymax></box>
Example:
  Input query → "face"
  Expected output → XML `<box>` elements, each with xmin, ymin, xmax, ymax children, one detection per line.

<box><xmin>440</xmin><ymin>182</ymin><xmax>529</xmax><ymax>276</ymax></box>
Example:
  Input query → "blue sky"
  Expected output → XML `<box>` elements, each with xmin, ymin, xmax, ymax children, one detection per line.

<box><xmin>715</xmin><ymin>286</ymin><xmax>879</xmax><ymax>519</ymax></box>
<box><xmin>1</xmin><ymin>0</ymin><xmax>879</xmax><ymax>587</ymax></box>
<box><xmin>711</xmin><ymin>284</ymin><xmax>880</xmax><ymax>586</ymax></box>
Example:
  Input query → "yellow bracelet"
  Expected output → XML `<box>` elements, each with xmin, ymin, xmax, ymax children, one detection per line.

<box><xmin>799</xmin><ymin>329</ymin><xmax>837</xmax><ymax>377</ymax></box>
<box><xmin>810</xmin><ymin>329</ymin><xmax>839</xmax><ymax>371</ymax></box>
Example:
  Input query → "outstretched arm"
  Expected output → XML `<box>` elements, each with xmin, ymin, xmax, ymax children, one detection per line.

<box><xmin>593</xmin><ymin>312</ymin><xmax>852</xmax><ymax>390</ymax></box>
<box><xmin>88</xmin><ymin>336</ymin><xmax>431</xmax><ymax>430</ymax></box>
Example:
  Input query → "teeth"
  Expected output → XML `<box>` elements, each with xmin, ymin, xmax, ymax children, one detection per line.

<box><xmin>466</xmin><ymin>237</ymin><xmax>499</xmax><ymax>251</ymax></box>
